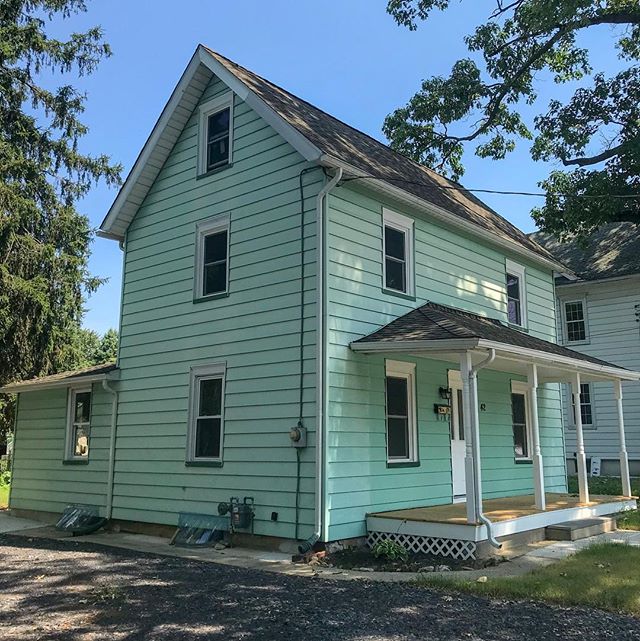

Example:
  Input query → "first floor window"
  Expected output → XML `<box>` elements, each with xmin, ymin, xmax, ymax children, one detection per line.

<box><xmin>564</xmin><ymin>300</ymin><xmax>587</xmax><ymax>343</ymax></box>
<box><xmin>187</xmin><ymin>363</ymin><xmax>226</xmax><ymax>463</ymax></box>
<box><xmin>505</xmin><ymin>259</ymin><xmax>527</xmax><ymax>327</ymax></box>
<box><xmin>511</xmin><ymin>382</ymin><xmax>531</xmax><ymax>460</ymax></box>
<box><xmin>382</xmin><ymin>208</ymin><xmax>414</xmax><ymax>295</ymax></box>
<box><xmin>571</xmin><ymin>382</ymin><xmax>594</xmax><ymax>427</ymax></box>
<box><xmin>195</xmin><ymin>213</ymin><xmax>230</xmax><ymax>298</ymax></box>
<box><xmin>385</xmin><ymin>360</ymin><xmax>417</xmax><ymax>463</ymax></box>
<box><xmin>66</xmin><ymin>388</ymin><xmax>91</xmax><ymax>459</ymax></box>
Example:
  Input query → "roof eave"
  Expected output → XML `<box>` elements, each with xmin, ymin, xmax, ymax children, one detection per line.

<box><xmin>1</xmin><ymin>372</ymin><xmax>114</xmax><ymax>394</ymax></box>
<box><xmin>350</xmin><ymin>338</ymin><xmax>480</xmax><ymax>353</ymax></box>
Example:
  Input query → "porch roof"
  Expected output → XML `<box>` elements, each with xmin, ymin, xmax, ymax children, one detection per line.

<box><xmin>0</xmin><ymin>362</ymin><xmax>118</xmax><ymax>393</ymax></box>
<box><xmin>350</xmin><ymin>301</ymin><xmax>640</xmax><ymax>382</ymax></box>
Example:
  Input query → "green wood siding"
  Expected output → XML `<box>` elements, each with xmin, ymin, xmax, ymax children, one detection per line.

<box><xmin>10</xmin><ymin>384</ymin><xmax>112</xmax><ymax>515</ymax></box>
<box><xmin>325</xmin><ymin>184</ymin><xmax>566</xmax><ymax>540</ymax></box>
<box><xmin>113</xmin><ymin>74</ymin><xmax>322</xmax><ymax>538</ymax></box>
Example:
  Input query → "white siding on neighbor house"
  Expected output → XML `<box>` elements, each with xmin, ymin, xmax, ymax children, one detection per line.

<box><xmin>558</xmin><ymin>277</ymin><xmax>640</xmax><ymax>469</ymax></box>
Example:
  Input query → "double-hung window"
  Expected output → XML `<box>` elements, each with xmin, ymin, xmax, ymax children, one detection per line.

<box><xmin>195</xmin><ymin>213</ymin><xmax>230</xmax><ymax>299</ymax></box>
<box><xmin>510</xmin><ymin>381</ymin><xmax>531</xmax><ymax>460</ymax></box>
<box><xmin>65</xmin><ymin>388</ymin><xmax>91</xmax><ymax>461</ymax></box>
<box><xmin>187</xmin><ymin>363</ymin><xmax>226</xmax><ymax>464</ymax></box>
<box><xmin>198</xmin><ymin>93</ymin><xmax>234</xmax><ymax>175</ymax></box>
<box><xmin>382</xmin><ymin>208</ymin><xmax>414</xmax><ymax>296</ymax></box>
<box><xmin>563</xmin><ymin>299</ymin><xmax>588</xmax><ymax>343</ymax></box>
<box><xmin>570</xmin><ymin>382</ymin><xmax>594</xmax><ymax>428</ymax></box>
<box><xmin>384</xmin><ymin>360</ymin><xmax>418</xmax><ymax>464</ymax></box>
<box><xmin>505</xmin><ymin>259</ymin><xmax>527</xmax><ymax>327</ymax></box>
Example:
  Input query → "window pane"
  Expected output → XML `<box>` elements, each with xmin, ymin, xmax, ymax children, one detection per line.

<box><xmin>506</xmin><ymin>273</ymin><xmax>520</xmax><ymax>301</ymax></box>
<box><xmin>207</xmin><ymin>108</ymin><xmax>230</xmax><ymax>141</ymax></box>
<box><xmin>565</xmin><ymin>302</ymin><xmax>584</xmax><ymax>322</ymax></box>
<box><xmin>507</xmin><ymin>298</ymin><xmax>521</xmax><ymax>325</ymax></box>
<box><xmin>199</xmin><ymin>378</ymin><xmax>222</xmax><ymax>416</ymax></box>
<box><xmin>385</xmin><ymin>258</ymin><xmax>406</xmax><ymax>292</ymax></box>
<box><xmin>204</xmin><ymin>262</ymin><xmax>227</xmax><ymax>296</ymax></box>
<box><xmin>511</xmin><ymin>393</ymin><xmax>526</xmax><ymax>424</ymax></box>
<box><xmin>74</xmin><ymin>392</ymin><xmax>91</xmax><ymax>423</ymax></box>
<box><xmin>567</xmin><ymin>321</ymin><xmax>586</xmax><ymax>342</ymax></box>
<box><xmin>457</xmin><ymin>389</ymin><xmax>464</xmax><ymax>441</ymax></box>
<box><xmin>195</xmin><ymin>418</ymin><xmax>221</xmax><ymax>458</ymax></box>
<box><xmin>387</xmin><ymin>417</ymin><xmax>409</xmax><ymax>459</ymax></box>
<box><xmin>206</xmin><ymin>108</ymin><xmax>230</xmax><ymax>170</ymax></box>
<box><xmin>204</xmin><ymin>231</ymin><xmax>227</xmax><ymax>263</ymax></box>
<box><xmin>506</xmin><ymin>273</ymin><xmax>522</xmax><ymax>324</ymax></box>
<box><xmin>384</xmin><ymin>226</ymin><xmax>406</xmax><ymax>260</ymax></box>
<box><xmin>74</xmin><ymin>425</ymin><xmax>89</xmax><ymax>457</ymax></box>
<box><xmin>207</xmin><ymin>137</ymin><xmax>230</xmax><ymax>170</ymax></box>
<box><xmin>513</xmin><ymin>424</ymin><xmax>528</xmax><ymax>458</ymax></box>
<box><xmin>386</xmin><ymin>376</ymin><xmax>408</xmax><ymax>417</ymax></box>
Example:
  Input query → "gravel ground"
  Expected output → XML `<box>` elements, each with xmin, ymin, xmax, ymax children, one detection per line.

<box><xmin>0</xmin><ymin>534</ymin><xmax>639</xmax><ymax>640</ymax></box>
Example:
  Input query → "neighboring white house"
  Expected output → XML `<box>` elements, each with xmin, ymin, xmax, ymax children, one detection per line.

<box><xmin>533</xmin><ymin>222</ymin><xmax>640</xmax><ymax>476</ymax></box>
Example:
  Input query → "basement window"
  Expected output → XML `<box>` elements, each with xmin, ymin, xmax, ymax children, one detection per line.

<box><xmin>187</xmin><ymin>363</ymin><xmax>226</xmax><ymax>464</ymax></box>
<box><xmin>65</xmin><ymin>388</ymin><xmax>91</xmax><ymax>461</ymax></box>
<box><xmin>194</xmin><ymin>213</ymin><xmax>230</xmax><ymax>299</ymax></box>
<box><xmin>198</xmin><ymin>93</ymin><xmax>234</xmax><ymax>175</ymax></box>
<box><xmin>385</xmin><ymin>360</ymin><xmax>418</xmax><ymax>464</ymax></box>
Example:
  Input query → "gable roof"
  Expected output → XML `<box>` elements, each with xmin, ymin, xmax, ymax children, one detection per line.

<box><xmin>531</xmin><ymin>222</ymin><xmax>640</xmax><ymax>282</ymax></box>
<box><xmin>100</xmin><ymin>45</ymin><xmax>563</xmax><ymax>271</ymax></box>
<box><xmin>1</xmin><ymin>362</ymin><xmax>117</xmax><ymax>393</ymax></box>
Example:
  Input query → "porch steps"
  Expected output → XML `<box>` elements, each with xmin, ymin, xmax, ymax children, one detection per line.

<box><xmin>545</xmin><ymin>517</ymin><xmax>616</xmax><ymax>541</ymax></box>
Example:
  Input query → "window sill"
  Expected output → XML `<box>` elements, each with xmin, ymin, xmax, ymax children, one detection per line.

<box><xmin>514</xmin><ymin>458</ymin><xmax>533</xmax><ymax>465</ymax></box>
<box><xmin>507</xmin><ymin>323</ymin><xmax>529</xmax><ymax>333</ymax></box>
<box><xmin>193</xmin><ymin>291</ymin><xmax>229</xmax><ymax>304</ymax></box>
<box><xmin>381</xmin><ymin>288</ymin><xmax>416</xmax><ymax>302</ymax></box>
<box><xmin>63</xmin><ymin>459</ymin><xmax>89</xmax><ymax>466</ymax></box>
<box><xmin>565</xmin><ymin>339</ymin><xmax>590</xmax><ymax>347</ymax></box>
<box><xmin>196</xmin><ymin>162</ymin><xmax>233</xmax><ymax>180</ymax></box>
<box><xmin>185</xmin><ymin>460</ymin><xmax>223</xmax><ymax>468</ymax></box>
<box><xmin>386</xmin><ymin>460</ymin><xmax>420</xmax><ymax>469</ymax></box>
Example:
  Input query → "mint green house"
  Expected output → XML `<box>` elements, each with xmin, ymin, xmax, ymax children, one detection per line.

<box><xmin>5</xmin><ymin>47</ymin><xmax>638</xmax><ymax>559</ymax></box>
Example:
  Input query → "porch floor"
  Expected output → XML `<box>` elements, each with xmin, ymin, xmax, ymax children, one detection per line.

<box><xmin>370</xmin><ymin>493</ymin><xmax>631</xmax><ymax>525</ymax></box>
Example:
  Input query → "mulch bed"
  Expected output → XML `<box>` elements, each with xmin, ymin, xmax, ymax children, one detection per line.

<box><xmin>0</xmin><ymin>533</ymin><xmax>639</xmax><ymax>640</ymax></box>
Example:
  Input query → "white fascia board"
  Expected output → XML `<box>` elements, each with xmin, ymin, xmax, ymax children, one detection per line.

<box><xmin>320</xmin><ymin>154</ymin><xmax>570</xmax><ymax>275</ymax></box>
<box><xmin>477</xmin><ymin>339</ymin><xmax>640</xmax><ymax>381</ymax></box>
<box><xmin>1</xmin><ymin>373</ymin><xmax>111</xmax><ymax>394</ymax></box>
<box><xmin>198</xmin><ymin>47</ymin><xmax>323</xmax><ymax>163</ymax></box>
<box><xmin>556</xmin><ymin>272</ymin><xmax>640</xmax><ymax>290</ymax></box>
<box><xmin>350</xmin><ymin>339</ymin><xmax>480</xmax><ymax>353</ymax></box>
<box><xmin>100</xmin><ymin>50</ymin><xmax>205</xmax><ymax>241</ymax></box>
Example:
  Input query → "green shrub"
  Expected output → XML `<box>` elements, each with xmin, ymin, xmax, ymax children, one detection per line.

<box><xmin>371</xmin><ymin>539</ymin><xmax>409</xmax><ymax>562</ymax></box>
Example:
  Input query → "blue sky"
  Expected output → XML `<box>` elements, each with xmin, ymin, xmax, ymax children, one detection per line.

<box><xmin>54</xmin><ymin>1</ymin><xmax>621</xmax><ymax>333</ymax></box>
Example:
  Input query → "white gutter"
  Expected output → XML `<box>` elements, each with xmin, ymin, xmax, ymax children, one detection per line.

<box><xmin>102</xmin><ymin>379</ymin><xmax>118</xmax><ymax>519</ymax></box>
<box><xmin>319</xmin><ymin>154</ymin><xmax>569</xmax><ymax>275</ymax></box>
<box><xmin>301</xmin><ymin>167</ymin><xmax>343</xmax><ymax>553</ymax></box>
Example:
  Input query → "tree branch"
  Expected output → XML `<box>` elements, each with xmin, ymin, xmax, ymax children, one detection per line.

<box><xmin>562</xmin><ymin>142</ymin><xmax>632</xmax><ymax>167</ymax></box>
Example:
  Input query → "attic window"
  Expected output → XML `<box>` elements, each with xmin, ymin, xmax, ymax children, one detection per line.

<box><xmin>199</xmin><ymin>94</ymin><xmax>234</xmax><ymax>175</ymax></box>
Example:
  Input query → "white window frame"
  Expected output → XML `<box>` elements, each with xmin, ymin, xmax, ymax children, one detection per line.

<box><xmin>65</xmin><ymin>387</ymin><xmax>92</xmax><ymax>461</ymax></box>
<box><xmin>511</xmin><ymin>381</ymin><xmax>533</xmax><ymax>461</ymax></box>
<box><xmin>186</xmin><ymin>362</ymin><xmax>226</xmax><ymax>464</ymax></box>
<box><xmin>382</xmin><ymin>208</ymin><xmax>415</xmax><ymax>296</ymax></box>
<box><xmin>198</xmin><ymin>93</ymin><xmax>234</xmax><ymax>175</ymax></box>
<box><xmin>505</xmin><ymin>258</ymin><xmax>528</xmax><ymax>328</ymax></box>
<box><xmin>562</xmin><ymin>297</ymin><xmax>589</xmax><ymax>345</ymax></box>
<box><xmin>194</xmin><ymin>212</ymin><xmax>231</xmax><ymax>300</ymax></box>
<box><xmin>448</xmin><ymin>370</ymin><xmax>464</xmax><ymax>442</ymax></box>
<box><xmin>568</xmin><ymin>382</ymin><xmax>596</xmax><ymax>430</ymax></box>
<box><xmin>384</xmin><ymin>360</ymin><xmax>418</xmax><ymax>464</ymax></box>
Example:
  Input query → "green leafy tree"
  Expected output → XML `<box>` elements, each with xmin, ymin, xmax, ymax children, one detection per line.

<box><xmin>384</xmin><ymin>1</ymin><xmax>640</xmax><ymax>239</ymax></box>
<box><xmin>0</xmin><ymin>1</ymin><xmax>121</xmax><ymax>443</ymax></box>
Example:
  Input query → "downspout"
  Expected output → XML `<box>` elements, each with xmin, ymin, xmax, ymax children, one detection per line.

<box><xmin>299</xmin><ymin>166</ymin><xmax>343</xmax><ymax>554</ymax></box>
<box><xmin>102</xmin><ymin>379</ymin><xmax>118</xmax><ymax>520</ymax></box>
<box><xmin>469</xmin><ymin>348</ymin><xmax>501</xmax><ymax>548</ymax></box>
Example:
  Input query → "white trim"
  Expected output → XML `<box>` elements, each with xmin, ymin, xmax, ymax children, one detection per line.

<box><xmin>198</xmin><ymin>92</ymin><xmax>234</xmax><ymax>175</ymax></box>
<box><xmin>511</xmin><ymin>380</ymin><xmax>533</xmax><ymax>460</ymax></box>
<box><xmin>384</xmin><ymin>360</ymin><xmax>418</xmax><ymax>464</ymax></box>
<box><xmin>505</xmin><ymin>258</ymin><xmax>528</xmax><ymax>328</ymax></box>
<box><xmin>351</xmin><ymin>338</ymin><xmax>480</xmax><ymax>353</ymax></box>
<box><xmin>65</xmin><ymin>387</ymin><xmax>92</xmax><ymax>461</ymax></box>
<box><xmin>0</xmin><ymin>373</ymin><xmax>111</xmax><ymax>394</ymax></box>
<box><xmin>561</xmin><ymin>296</ymin><xmax>589</xmax><ymax>345</ymax></box>
<box><xmin>382</xmin><ymin>207</ymin><xmax>415</xmax><ymax>296</ymax></box>
<box><xmin>186</xmin><ymin>362</ymin><xmax>226</xmax><ymax>464</ymax></box>
<box><xmin>194</xmin><ymin>213</ymin><xmax>231</xmax><ymax>299</ymax></box>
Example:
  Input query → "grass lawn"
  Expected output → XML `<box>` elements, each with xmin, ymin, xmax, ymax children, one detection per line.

<box><xmin>419</xmin><ymin>543</ymin><xmax>640</xmax><ymax>616</ymax></box>
<box><xmin>567</xmin><ymin>474</ymin><xmax>640</xmax><ymax>496</ymax></box>
<box><xmin>0</xmin><ymin>482</ymin><xmax>8</xmax><ymax>509</ymax></box>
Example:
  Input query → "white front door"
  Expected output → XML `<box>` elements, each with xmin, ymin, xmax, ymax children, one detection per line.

<box><xmin>449</xmin><ymin>371</ymin><xmax>466</xmax><ymax>501</ymax></box>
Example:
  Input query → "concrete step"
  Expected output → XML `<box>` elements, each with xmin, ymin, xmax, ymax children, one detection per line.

<box><xmin>545</xmin><ymin>517</ymin><xmax>616</xmax><ymax>541</ymax></box>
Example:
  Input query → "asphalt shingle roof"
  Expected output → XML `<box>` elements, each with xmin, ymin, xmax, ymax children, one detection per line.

<box><xmin>206</xmin><ymin>48</ymin><xmax>557</xmax><ymax>265</ymax></box>
<box><xmin>2</xmin><ymin>362</ymin><xmax>117</xmax><ymax>392</ymax></box>
<box><xmin>353</xmin><ymin>301</ymin><xmax>621</xmax><ymax>369</ymax></box>
<box><xmin>531</xmin><ymin>222</ymin><xmax>640</xmax><ymax>281</ymax></box>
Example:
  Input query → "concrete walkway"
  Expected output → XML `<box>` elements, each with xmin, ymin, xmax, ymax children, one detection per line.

<box><xmin>2</xmin><ymin>511</ymin><xmax>639</xmax><ymax>582</ymax></box>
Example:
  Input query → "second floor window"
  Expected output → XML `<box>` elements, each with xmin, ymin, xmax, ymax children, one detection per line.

<box><xmin>194</xmin><ymin>213</ymin><xmax>230</xmax><ymax>299</ymax></box>
<box><xmin>382</xmin><ymin>208</ymin><xmax>414</xmax><ymax>296</ymax></box>
<box><xmin>505</xmin><ymin>259</ymin><xmax>527</xmax><ymax>327</ymax></box>
<box><xmin>564</xmin><ymin>299</ymin><xmax>587</xmax><ymax>343</ymax></box>
<box><xmin>198</xmin><ymin>94</ymin><xmax>234</xmax><ymax>175</ymax></box>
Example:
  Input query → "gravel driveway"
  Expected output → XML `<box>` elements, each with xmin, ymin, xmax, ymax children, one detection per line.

<box><xmin>0</xmin><ymin>534</ymin><xmax>638</xmax><ymax>640</ymax></box>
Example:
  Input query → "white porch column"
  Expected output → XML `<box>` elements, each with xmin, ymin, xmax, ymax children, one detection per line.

<box><xmin>460</xmin><ymin>352</ymin><xmax>476</xmax><ymax>524</ymax></box>
<box><xmin>527</xmin><ymin>364</ymin><xmax>546</xmax><ymax>510</ymax></box>
<box><xmin>615</xmin><ymin>379</ymin><xmax>632</xmax><ymax>498</ymax></box>
<box><xmin>572</xmin><ymin>373</ymin><xmax>590</xmax><ymax>504</ymax></box>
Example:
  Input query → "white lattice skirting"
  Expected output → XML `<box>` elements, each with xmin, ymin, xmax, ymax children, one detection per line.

<box><xmin>367</xmin><ymin>530</ymin><xmax>477</xmax><ymax>561</ymax></box>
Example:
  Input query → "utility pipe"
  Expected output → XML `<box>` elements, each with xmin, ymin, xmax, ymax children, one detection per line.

<box><xmin>468</xmin><ymin>348</ymin><xmax>501</xmax><ymax>549</ymax></box>
<box><xmin>299</xmin><ymin>167</ymin><xmax>343</xmax><ymax>554</ymax></box>
<box><xmin>102</xmin><ymin>379</ymin><xmax>118</xmax><ymax>519</ymax></box>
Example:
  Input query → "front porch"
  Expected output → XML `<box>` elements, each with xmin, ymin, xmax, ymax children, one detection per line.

<box><xmin>367</xmin><ymin>493</ymin><xmax>636</xmax><ymax>560</ymax></box>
